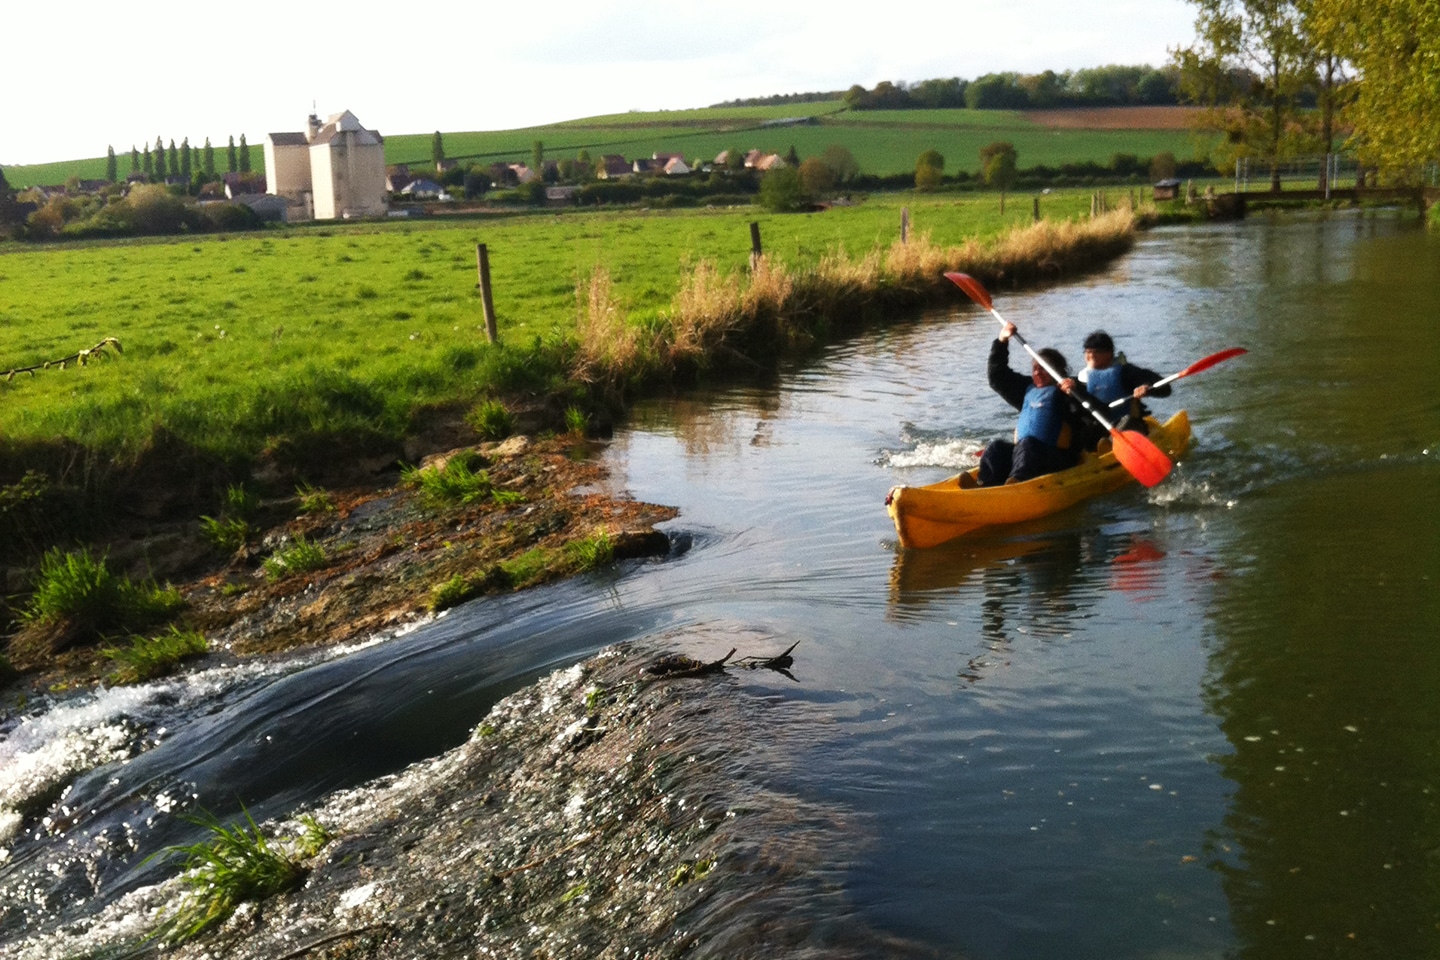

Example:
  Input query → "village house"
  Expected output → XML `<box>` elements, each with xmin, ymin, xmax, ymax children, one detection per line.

<box><xmin>597</xmin><ymin>154</ymin><xmax>633</xmax><ymax>179</ymax></box>
<box><xmin>264</xmin><ymin>110</ymin><xmax>388</xmax><ymax>221</ymax></box>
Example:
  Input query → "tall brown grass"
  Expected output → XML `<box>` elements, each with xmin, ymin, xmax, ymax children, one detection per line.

<box><xmin>576</xmin><ymin>209</ymin><xmax>1138</xmax><ymax>390</ymax></box>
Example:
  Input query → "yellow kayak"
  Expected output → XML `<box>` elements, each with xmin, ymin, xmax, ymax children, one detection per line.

<box><xmin>886</xmin><ymin>411</ymin><xmax>1191</xmax><ymax>549</ymax></box>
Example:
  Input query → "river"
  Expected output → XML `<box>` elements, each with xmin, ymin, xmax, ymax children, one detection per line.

<box><xmin>2</xmin><ymin>211</ymin><xmax>1438</xmax><ymax>958</ymax></box>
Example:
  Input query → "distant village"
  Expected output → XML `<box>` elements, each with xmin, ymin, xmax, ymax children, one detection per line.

<box><xmin>7</xmin><ymin>110</ymin><xmax>794</xmax><ymax>230</ymax></box>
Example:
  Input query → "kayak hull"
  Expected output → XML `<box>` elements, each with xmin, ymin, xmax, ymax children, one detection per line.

<box><xmin>886</xmin><ymin>411</ymin><xmax>1191</xmax><ymax>549</ymax></box>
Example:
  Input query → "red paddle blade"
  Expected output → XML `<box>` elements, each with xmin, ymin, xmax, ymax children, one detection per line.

<box><xmin>944</xmin><ymin>272</ymin><xmax>994</xmax><ymax>310</ymax></box>
<box><xmin>1175</xmin><ymin>347</ymin><xmax>1247</xmax><ymax>379</ymax></box>
<box><xmin>1110</xmin><ymin>428</ymin><xmax>1173</xmax><ymax>488</ymax></box>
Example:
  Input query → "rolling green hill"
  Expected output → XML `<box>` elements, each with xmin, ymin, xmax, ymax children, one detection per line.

<box><xmin>4</xmin><ymin>103</ymin><xmax>1211</xmax><ymax>188</ymax></box>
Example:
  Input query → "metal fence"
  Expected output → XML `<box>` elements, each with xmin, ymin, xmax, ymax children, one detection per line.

<box><xmin>1235</xmin><ymin>155</ymin><xmax>1440</xmax><ymax>193</ymax></box>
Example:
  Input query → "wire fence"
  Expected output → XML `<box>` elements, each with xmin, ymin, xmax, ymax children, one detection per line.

<box><xmin>1234</xmin><ymin>155</ymin><xmax>1440</xmax><ymax>192</ymax></box>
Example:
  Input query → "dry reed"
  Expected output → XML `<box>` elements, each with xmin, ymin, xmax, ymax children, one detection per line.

<box><xmin>575</xmin><ymin>209</ymin><xmax>1139</xmax><ymax>391</ymax></box>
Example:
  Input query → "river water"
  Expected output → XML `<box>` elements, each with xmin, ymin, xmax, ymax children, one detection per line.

<box><xmin>3</xmin><ymin>212</ymin><xmax>1438</xmax><ymax>958</ymax></box>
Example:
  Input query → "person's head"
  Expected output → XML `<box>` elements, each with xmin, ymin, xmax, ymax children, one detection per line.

<box><xmin>1083</xmin><ymin>330</ymin><xmax>1115</xmax><ymax>370</ymax></box>
<box><xmin>1032</xmin><ymin>347</ymin><xmax>1069</xmax><ymax>387</ymax></box>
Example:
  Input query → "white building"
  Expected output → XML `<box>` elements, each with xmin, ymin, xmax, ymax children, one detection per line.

<box><xmin>265</xmin><ymin>110</ymin><xmax>388</xmax><ymax>221</ymax></box>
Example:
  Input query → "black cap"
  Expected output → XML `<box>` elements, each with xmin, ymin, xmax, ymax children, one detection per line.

<box><xmin>1083</xmin><ymin>331</ymin><xmax>1115</xmax><ymax>352</ymax></box>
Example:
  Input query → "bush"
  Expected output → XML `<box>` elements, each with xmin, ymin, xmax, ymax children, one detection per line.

<box><xmin>758</xmin><ymin>167</ymin><xmax>808</xmax><ymax>212</ymax></box>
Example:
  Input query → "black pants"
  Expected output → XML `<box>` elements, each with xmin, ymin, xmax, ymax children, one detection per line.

<box><xmin>977</xmin><ymin>437</ymin><xmax>1077</xmax><ymax>486</ymax></box>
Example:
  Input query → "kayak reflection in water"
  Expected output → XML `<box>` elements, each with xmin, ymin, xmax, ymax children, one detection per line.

<box><xmin>976</xmin><ymin>321</ymin><xmax>1088</xmax><ymax>487</ymax></box>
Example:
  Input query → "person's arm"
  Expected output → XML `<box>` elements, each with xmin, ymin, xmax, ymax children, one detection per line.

<box><xmin>987</xmin><ymin>337</ymin><xmax>1028</xmax><ymax>410</ymax></box>
<box><xmin>1122</xmin><ymin>363</ymin><xmax>1172</xmax><ymax>399</ymax></box>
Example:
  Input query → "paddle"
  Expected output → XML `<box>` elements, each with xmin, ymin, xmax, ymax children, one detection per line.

<box><xmin>944</xmin><ymin>271</ymin><xmax>1173</xmax><ymax>488</ymax></box>
<box><xmin>1105</xmin><ymin>347</ymin><xmax>1248</xmax><ymax>408</ymax></box>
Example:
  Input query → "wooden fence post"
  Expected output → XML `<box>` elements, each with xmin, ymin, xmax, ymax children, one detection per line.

<box><xmin>749</xmin><ymin>221</ymin><xmax>763</xmax><ymax>269</ymax></box>
<box><xmin>476</xmin><ymin>244</ymin><xmax>498</xmax><ymax>344</ymax></box>
<box><xmin>900</xmin><ymin>206</ymin><xmax>910</xmax><ymax>243</ymax></box>
<box><xmin>1032</xmin><ymin>195</ymin><xmax>1040</xmax><ymax>222</ymax></box>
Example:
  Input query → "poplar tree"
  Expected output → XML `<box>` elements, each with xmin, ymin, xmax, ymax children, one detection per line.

<box><xmin>432</xmin><ymin>130</ymin><xmax>445</xmax><ymax>168</ymax></box>
<box><xmin>143</xmin><ymin>145</ymin><xmax>154</xmax><ymax>177</ymax></box>
<box><xmin>180</xmin><ymin>138</ymin><xmax>192</xmax><ymax>181</ymax></box>
<box><xmin>154</xmin><ymin>136</ymin><xmax>167</xmax><ymax>179</ymax></box>
<box><xmin>106</xmin><ymin>145</ymin><xmax>118</xmax><ymax>182</ymax></box>
<box><xmin>130</xmin><ymin>146</ymin><xmax>141</xmax><ymax>174</ymax></box>
<box><xmin>168</xmin><ymin>140</ymin><xmax>179</xmax><ymax>179</ymax></box>
<box><xmin>203</xmin><ymin>137</ymin><xmax>215</xmax><ymax>176</ymax></box>
<box><xmin>238</xmin><ymin>134</ymin><xmax>250</xmax><ymax>173</ymax></box>
<box><xmin>227</xmin><ymin>136</ymin><xmax>238</xmax><ymax>173</ymax></box>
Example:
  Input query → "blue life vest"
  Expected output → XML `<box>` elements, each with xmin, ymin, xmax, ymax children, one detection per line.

<box><xmin>1016</xmin><ymin>384</ymin><xmax>1065</xmax><ymax>445</ymax></box>
<box><xmin>1083</xmin><ymin>364</ymin><xmax>1127</xmax><ymax>404</ymax></box>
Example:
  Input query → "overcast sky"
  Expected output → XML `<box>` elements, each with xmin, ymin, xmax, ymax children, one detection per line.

<box><xmin>1</xmin><ymin>0</ymin><xmax>1198</xmax><ymax>168</ymax></box>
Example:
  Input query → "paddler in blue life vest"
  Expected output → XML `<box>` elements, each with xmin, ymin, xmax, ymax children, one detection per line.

<box><xmin>1076</xmin><ymin>330</ymin><xmax>1170</xmax><ymax>444</ymax></box>
<box><xmin>975</xmin><ymin>322</ymin><xmax>1088</xmax><ymax>487</ymax></box>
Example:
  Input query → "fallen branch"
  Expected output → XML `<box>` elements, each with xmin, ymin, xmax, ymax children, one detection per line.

<box><xmin>734</xmin><ymin>641</ymin><xmax>799</xmax><ymax>671</ymax></box>
<box><xmin>4</xmin><ymin>337</ymin><xmax>122</xmax><ymax>380</ymax></box>
<box><xmin>645</xmin><ymin>648</ymin><xmax>736</xmax><ymax>678</ymax></box>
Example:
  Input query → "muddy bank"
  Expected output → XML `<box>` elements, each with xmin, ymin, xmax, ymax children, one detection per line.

<box><xmin>6</xmin><ymin>640</ymin><xmax>933</xmax><ymax>960</ymax></box>
<box><xmin>2</xmin><ymin>433</ymin><xmax>676</xmax><ymax>695</ymax></box>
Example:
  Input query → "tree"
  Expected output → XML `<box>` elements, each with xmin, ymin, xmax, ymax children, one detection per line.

<box><xmin>915</xmin><ymin>148</ymin><xmax>945</xmax><ymax>190</ymax></box>
<box><xmin>180</xmin><ymin>138</ymin><xmax>192</xmax><ymax>182</ymax></box>
<box><xmin>820</xmin><ymin>144</ymin><xmax>860</xmax><ymax>183</ymax></box>
<box><xmin>154</xmin><ymin>136</ymin><xmax>167</xmax><ymax>179</ymax></box>
<box><xmin>432</xmin><ymin>130</ymin><xmax>446</xmax><ymax>169</ymax></box>
<box><xmin>1150</xmin><ymin>150</ymin><xmax>1180</xmax><ymax>180</ymax></box>
<box><xmin>227</xmin><ymin>136</ymin><xmax>238</xmax><ymax>174</ymax></box>
<box><xmin>130</xmin><ymin>146</ymin><xmax>141</xmax><ymax>174</ymax></box>
<box><xmin>1308</xmin><ymin>0</ymin><xmax>1437</xmax><ymax>180</ymax></box>
<box><xmin>105</xmin><ymin>146</ymin><xmax>118</xmax><ymax>183</ymax></box>
<box><xmin>980</xmin><ymin>141</ymin><xmax>1018</xmax><ymax>210</ymax></box>
<box><xmin>532</xmin><ymin>140</ymin><xmax>544</xmax><ymax>173</ymax></box>
<box><xmin>0</xmin><ymin>165</ymin><xmax>22</xmax><ymax>230</ymax></box>
<box><xmin>784</xmin><ymin>145</ymin><xmax>801</xmax><ymax>168</ymax></box>
<box><xmin>1173</xmin><ymin>0</ymin><xmax>1314</xmax><ymax>188</ymax></box>
<box><xmin>758</xmin><ymin>167</ymin><xmax>807</xmax><ymax>212</ymax></box>
<box><xmin>203</xmin><ymin>137</ymin><xmax>215</xmax><ymax>177</ymax></box>
<box><xmin>143</xmin><ymin>145</ymin><xmax>154</xmax><ymax>177</ymax></box>
<box><xmin>724</xmin><ymin>146</ymin><xmax>746</xmax><ymax>172</ymax></box>
<box><xmin>798</xmin><ymin>157</ymin><xmax>836</xmax><ymax>196</ymax></box>
<box><xmin>238</xmin><ymin>134</ymin><xmax>250</xmax><ymax>173</ymax></box>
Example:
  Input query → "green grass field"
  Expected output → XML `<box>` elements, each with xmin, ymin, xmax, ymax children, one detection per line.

<box><xmin>4</xmin><ymin>102</ymin><xmax>1212</xmax><ymax>187</ymax></box>
<box><xmin>1</xmin><ymin>191</ymin><xmax>1107</xmax><ymax>461</ymax></box>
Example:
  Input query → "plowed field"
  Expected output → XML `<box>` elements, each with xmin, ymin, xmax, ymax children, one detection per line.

<box><xmin>1026</xmin><ymin>106</ymin><xmax>1206</xmax><ymax>129</ymax></box>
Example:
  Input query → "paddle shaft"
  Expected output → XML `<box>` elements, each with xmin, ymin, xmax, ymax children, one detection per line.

<box><xmin>981</xmin><ymin>305</ymin><xmax>1124</xmax><ymax>433</ymax></box>
<box><xmin>1105</xmin><ymin>347</ymin><xmax>1247</xmax><ymax>408</ymax></box>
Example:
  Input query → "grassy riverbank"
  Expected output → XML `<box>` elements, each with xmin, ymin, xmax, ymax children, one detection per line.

<box><xmin>1</xmin><ymin>190</ymin><xmax>1147</xmax><ymax>684</ymax></box>
<box><xmin>1</xmin><ymin>191</ymin><xmax>1134</xmax><ymax>463</ymax></box>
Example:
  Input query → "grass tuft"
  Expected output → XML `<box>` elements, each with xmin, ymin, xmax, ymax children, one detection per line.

<box><xmin>262</xmin><ymin>535</ymin><xmax>329</xmax><ymax>581</ymax></box>
<box><xmin>468</xmin><ymin>399</ymin><xmax>514</xmax><ymax>441</ymax></box>
<box><xmin>22</xmin><ymin>548</ymin><xmax>184</xmax><ymax>636</ymax></box>
<box><xmin>103</xmin><ymin>626</ymin><xmax>208</xmax><ymax>684</ymax></box>
<box><xmin>402</xmin><ymin>452</ymin><xmax>524</xmax><ymax>509</ymax></box>
<box><xmin>151</xmin><ymin>809</ymin><xmax>328</xmax><ymax>945</ymax></box>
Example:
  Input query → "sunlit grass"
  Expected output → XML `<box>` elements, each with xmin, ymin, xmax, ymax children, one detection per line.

<box><xmin>22</xmin><ymin>548</ymin><xmax>183</xmax><ymax>636</ymax></box>
<box><xmin>151</xmin><ymin>810</ymin><xmax>332</xmax><ymax>945</ymax></box>
<box><xmin>103</xmin><ymin>625</ymin><xmax>207</xmax><ymax>684</ymax></box>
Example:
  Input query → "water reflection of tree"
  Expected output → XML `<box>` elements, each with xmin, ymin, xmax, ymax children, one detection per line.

<box><xmin>1201</xmin><ymin>469</ymin><xmax>1440</xmax><ymax>959</ymax></box>
<box><xmin>631</xmin><ymin>385</ymin><xmax>786</xmax><ymax>457</ymax></box>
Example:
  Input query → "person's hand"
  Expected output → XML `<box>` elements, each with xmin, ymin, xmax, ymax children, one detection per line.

<box><xmin>1059</xmin><ymin>377</ymin><xmax>1077</xmax><ymax>394</ymax></box>
<box><xmin>999</xmin><ymin>321</ymin><xmax>1016</xmax><ymax>342</ymax></box>
<box><xmin>1134</xmin><ymin>384</ymin><xmax>1151</xmax><ymax>398</ymax></box>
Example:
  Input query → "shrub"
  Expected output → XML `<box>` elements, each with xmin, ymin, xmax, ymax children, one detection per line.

<box><xmin>104</xmin><ymin>626</ymin><xmax>208</xmax><ymax>684</ymax></box>
<box><xmin>23</xmin><ymin>548</ymin><xmax>184</xmax><ymax>636</ymax></box>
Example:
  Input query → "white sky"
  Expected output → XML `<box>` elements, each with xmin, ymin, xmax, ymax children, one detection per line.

<box><xmin>0</xmin><ymin>0</ymin><xmax>1198</xmax><ymax>168</ymax></box>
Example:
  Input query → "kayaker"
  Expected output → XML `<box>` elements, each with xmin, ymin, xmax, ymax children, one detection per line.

<box><xmin>976</xmin><ymin>322</ymin><xmax>1087</xmax><ymax>486</ymax></box>
<box><xmin>1076</xmin><ymin>330</ymin><xmax>1171</xmax><ymax>441</ymax></box>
